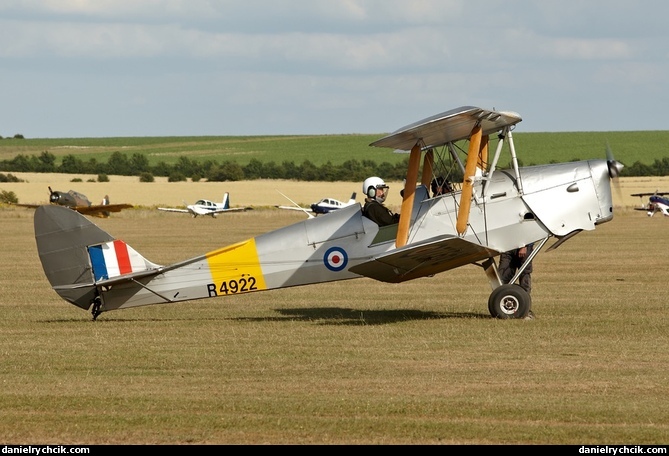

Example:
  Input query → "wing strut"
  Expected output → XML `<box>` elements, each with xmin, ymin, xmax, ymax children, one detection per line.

<box><xmin>421</xmin><ymin>148</ymin><xmax>434</xmax><ymax>187</ymax></box>
<box><xmin>478</xmin><ymin>134</ymin><xmax>489</xmax><ymax>176</ymax></box>
<box><xmin>396</xmin><ymin>142</ymin><xmax>422</xmax><ymax>248</ymax></box>
<box><xmin>456</xmin><ymin>125</ymin><xmax>483</xmax><ymax>235</ymax></box>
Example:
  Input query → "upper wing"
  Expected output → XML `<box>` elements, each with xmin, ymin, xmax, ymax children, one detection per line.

<box><xmin>349</xmin><ymin>235</ymin><xmax>499</xmax><ymax>283</ymax></box>
<box><xmin>370</xmin><ymin>105</ymin><xmax>522</xmax><ymax>151</ymax></box>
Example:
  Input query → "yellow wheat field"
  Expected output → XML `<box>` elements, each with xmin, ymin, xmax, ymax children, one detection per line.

<box><xmin>2</xmin><ymin>172</ymin><xmax>669</xmax><ymax>212</ymax></box>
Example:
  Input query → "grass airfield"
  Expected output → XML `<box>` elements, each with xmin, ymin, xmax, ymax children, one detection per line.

<box><xmin>1</xmin><ymin>177</ymin><xmax>668</xmax><ymax>444</ymax></box>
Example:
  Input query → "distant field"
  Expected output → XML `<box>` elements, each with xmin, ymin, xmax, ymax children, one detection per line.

<box><xmin>0</xmin><ymin>130</ymin><xmax>668</xmax><ymax>169</ymax></box>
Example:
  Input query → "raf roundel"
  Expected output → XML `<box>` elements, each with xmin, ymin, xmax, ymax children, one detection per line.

<box><xmin>323</xmin><ymin>246</ymin><xmax>348</xmax><ymax>272</ymax></box>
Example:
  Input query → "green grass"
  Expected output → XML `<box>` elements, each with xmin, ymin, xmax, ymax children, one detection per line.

<box><xmin>0</xmin><ymin>134</ymin><xmax>384</xmax><ymax>168</ymax></box>
<box><xmin>1</xmin><ymin>130</ymin><xmax>668</xmax><ymax>169</ymax></box>
<box><xmin>511</xmin><ymin>131</ymin><xmax>669</xmax><ymax>167</ymax></box>
<box><xmin>1</xmin><ymin>206</ymin><xmax>668</xmax><ymax>444</ymax></box>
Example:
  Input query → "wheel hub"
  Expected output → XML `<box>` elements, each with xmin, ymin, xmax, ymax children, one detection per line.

<box><xmin>500</xmin><ymin>295</ymin><xmax>520</xmax><ymax>315</ymax></box>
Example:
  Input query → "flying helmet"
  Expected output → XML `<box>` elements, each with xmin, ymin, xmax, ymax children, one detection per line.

<box><xmin>363</xmin><ymin>176</ymin><xmax>389</xmax><ymax>203</ymax></box>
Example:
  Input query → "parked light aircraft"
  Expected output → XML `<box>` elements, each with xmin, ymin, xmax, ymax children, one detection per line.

<box><xmin>157</xmin><ymin>192</ymin><xmax>252</xmax><ymax>218</ymax></box>
<box><xmin>13</xmin><ymin>187</ymin><xmax>132</xmax><ymax>218</ymax></box>
<box><xmin>631</xmin><ymin>191</ymin><xmax>669</xmax><ymax>217</ymax></box>
<box><xmin>33</xmin><ymin>106</ymin><xmax>623</xmax><ymax>321</ymax></box>
<box><xmin>276</xmin><ymin>192</ymin><xmax>357</xmax><ymax>216</ymax></box>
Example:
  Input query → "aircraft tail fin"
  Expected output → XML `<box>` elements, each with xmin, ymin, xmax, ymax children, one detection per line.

<box><xmin>348</xmin><ymin>192</ymin><xmax>357</xmax><ymax>204</ymax></box>
<box><xmin>34</xmin><ymin>205</ymin><xmax>160</xmax><ymax>311</ymax></box>
<box><xmin>222</xmin><ymin>192</ymin><xmax>230</xmax><ymax>209</ymax></box>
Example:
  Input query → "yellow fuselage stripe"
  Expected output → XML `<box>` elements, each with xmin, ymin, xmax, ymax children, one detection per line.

<box><xmin>205</xmin><ymin>238</ymin><xmax>267</xmax><ymax>293</ymax></box>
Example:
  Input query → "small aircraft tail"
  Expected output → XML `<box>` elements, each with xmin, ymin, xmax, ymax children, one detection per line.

<box><xmin>34</xmin><ymin>205</ymin><xmax>160</xmax><ymax>312</ymax></box>
<box><xmin>347</xmin><ymin>192</ymin><xmax>357</xmax><ymax>205</ymax></box>
<box><xmin>222</xmin><ymin>192</ymin><xmax>230</xmax><ymax>209</ymax></box>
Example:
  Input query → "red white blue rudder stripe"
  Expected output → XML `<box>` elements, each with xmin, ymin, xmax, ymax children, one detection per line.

<box><xmin>88</xmin><ymin>240</ymin><xmax>154</xmax><ymax>280</ymax></box>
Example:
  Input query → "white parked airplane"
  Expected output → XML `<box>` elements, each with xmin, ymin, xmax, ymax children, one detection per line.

<box><xmin>158</xmin><ymin>192</ymin><xmax>252</xmax><ymax>218</ymax></box>
<box><xmin>277</xmin><ymin>192</ymin><xmax>357</xmax><ymax>217</ymax></box>
<box><xmin>631</xmin><ymin>191</ymin><xmax>669</xmax><ymax>217</ymax></box>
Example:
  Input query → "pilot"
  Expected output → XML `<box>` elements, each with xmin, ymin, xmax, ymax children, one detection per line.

<box><xmin>431</xmin><ymin>176</ymin><xmax>453</xmax><ymax>197</ymax></box>
<box><xmin>101</xmin><ymin>194</ymin><xmax>111</xmax><ymax>217</ymax></box>
<box><xmin>362</xmin><ymin>176</ymin><xmax>400</xmax><ymax>226</ymax></box>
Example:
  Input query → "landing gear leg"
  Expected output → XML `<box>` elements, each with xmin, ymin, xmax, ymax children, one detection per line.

<box><xmin>91</xmin><ymin>295</ymin><xmax>102</xmax><ymax>321</ymax></box>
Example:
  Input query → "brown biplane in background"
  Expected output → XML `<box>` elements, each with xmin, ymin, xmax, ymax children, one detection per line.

<box><xmin>13</xmin><ymin>187</ymin><xmax>132</xmax><ymax>218</ymax></box>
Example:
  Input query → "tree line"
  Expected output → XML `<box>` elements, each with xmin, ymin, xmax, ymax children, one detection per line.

<box><xmin>0</xmin><ymin>151</ymin><xmax>417</xmax><ymax>183</ymax></box>
<box><xmin>0</xmin><ymin>150</ymin><xmax>666</xmax><ymax>182</ymax></box>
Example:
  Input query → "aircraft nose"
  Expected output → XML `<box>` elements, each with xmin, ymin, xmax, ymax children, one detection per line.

<box><xmin>49</xmin><ymin>193</ymin><xmax>60</xmax><ymax>204</ymax></box>
<box><xmin>605</xmin><ymin>143</ymin><xmax>624</xmax><ymax>179</ymax></box>
<box><xmin>607</xmin><ymin>159</ymin><xmax>624</xmax><ymax>179</ymax></box>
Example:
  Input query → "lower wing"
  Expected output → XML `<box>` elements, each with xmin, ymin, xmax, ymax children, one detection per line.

<box><xmin>276</xmin><ymin>205</ymin><xmax>313</xmax><ymax>212</ymax></box>
<box><xmin>212</xmin><ymin>207</ymin><xmax>253</xmax><ymax>213</ymax></box>
<box><xmin>157</xmin><ymin>207</ymin><xmax>190</xmax><ymax>213</ymax></box>
<box><xmin>75</xmin><ymin>204</ymin><xmax>133</xmax><ymax>217</ymax></box>
<box><xmin>12</xmin><ymin>203</ymin><xmax>132</xmax><ymax>216</ymax></box>
<box><xmin>349</xmin><ymin>235</ymin><xmax>499</xmax><ymax>283</ymax></box>
<box><xmin>275</xmin><ymin>205</ymin><xmax>314</xmax><ymax>218</ymax></box>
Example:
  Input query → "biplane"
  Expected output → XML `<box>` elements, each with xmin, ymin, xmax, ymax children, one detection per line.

<box><xmin>276</xmin><ymin>192</ymin><xmax>358</xmax><ymax>217</ymax></box>
<box><xmin>33</xmin><ymin>106</ymin><xmax>622</xmax><ymax>320</ymax></box>
<box><xmin>14</xmin><ymin>187</ymin><xmax>132</xmax><ymax>218</ymax></box>
<box><xmin>157</xmin><ymin>192</ymin><xmax>252</xmax><ymax>218</ymax></box>
<box><xmin>630</xmin><ymin>191</ymin><xmax>669</xmax><ymax>217</ymax></box>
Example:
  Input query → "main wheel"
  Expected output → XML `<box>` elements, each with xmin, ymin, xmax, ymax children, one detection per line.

<box><xmin>488</xmin><ymin>284</ymin><xmax>531</xmax><ymax>319</ymax></box>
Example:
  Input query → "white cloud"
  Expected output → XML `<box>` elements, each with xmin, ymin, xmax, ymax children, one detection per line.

<box><xmin>0</xmin><ymin>0</ymin><xmax>668</xmax><ymax>137</ymax></box>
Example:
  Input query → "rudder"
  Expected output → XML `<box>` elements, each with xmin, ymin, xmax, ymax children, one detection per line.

<box><xmin>34</xmin><ymin>205</ymin><xmax>114</xmax><ymax>310</ymax></box>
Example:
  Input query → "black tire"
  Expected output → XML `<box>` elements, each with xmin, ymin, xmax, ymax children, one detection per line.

<box><xmin>488</xmin><ymin>284</ymin><xmax>531</xmax><ymax>319</ymax></box>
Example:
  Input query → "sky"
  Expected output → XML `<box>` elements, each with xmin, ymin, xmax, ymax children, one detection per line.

<box><xmin>1</xmin><ymin>0</ymin><xmax>668</xmax><ymax>138</ymax></box>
